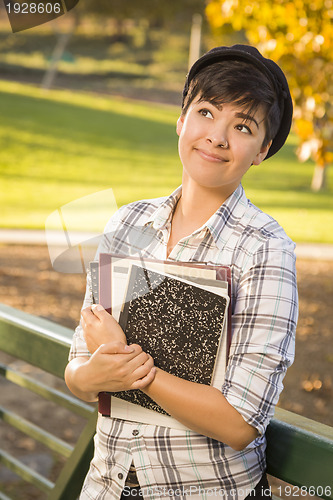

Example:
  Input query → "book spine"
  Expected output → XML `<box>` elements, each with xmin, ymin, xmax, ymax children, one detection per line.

<box><xmin>99</xmin><ymin>253</ymin><xmax>112</xmax><ymax>314</ymax></box>
<box><xmin>89</xmin><ymin>261</ymin><xmax>99</xmax><ymax>304</ymax></box>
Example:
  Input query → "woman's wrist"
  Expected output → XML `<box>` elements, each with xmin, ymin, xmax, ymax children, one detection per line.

<box><xmin>70</xmin><ymin>358</ymin><xmax>99</xmax><ymax>402</ymax></box>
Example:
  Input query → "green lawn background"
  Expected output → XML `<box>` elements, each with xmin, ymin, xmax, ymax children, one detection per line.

<box><xmin>1</xmin><ymin>80</ymin><xmax>332</xmax><ymax>243</ymax></box>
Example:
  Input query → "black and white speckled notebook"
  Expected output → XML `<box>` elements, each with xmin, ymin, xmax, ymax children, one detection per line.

<box><xmin>113</xmin><ymin>264</ymin><xmax>229</xmax><ymax>415</ymax></box>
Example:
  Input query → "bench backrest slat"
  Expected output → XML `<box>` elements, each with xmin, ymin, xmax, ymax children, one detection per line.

<box><xmin>0</xmin><ymin>405</ymin><xmax>73</xmax><ymax>457</ymax></box>
<box><xmin>0</xmin><ymin>362</ymin><xmax>94</xmax><ymax>418</ymax></box>
<box><xmin>0</xmin><ymin>304</ymin><xmax>74</xmax><ymax>379</ymax></box>
<box><xmin>267</xmin><ymin>408</ymin><xmax>333</xmax><ymax>499</ymax></box>
<box><xmin>0</xmin><ymin>449</ymin><xmax>54</xmax><ymax>494</ymax></box>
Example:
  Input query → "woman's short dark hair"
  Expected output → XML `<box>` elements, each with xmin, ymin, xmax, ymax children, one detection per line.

<box><xmin>181</xmin><ymin>59</ymin><xmax>282</xmax><ymax>147</ymax></box>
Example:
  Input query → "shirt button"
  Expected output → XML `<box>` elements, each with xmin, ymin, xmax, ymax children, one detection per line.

<box><xmin>118</xmin><ymin>473</ymin><xmax>124</xmax><ymax>480</ymax></box>
<box><xmin>132</xmin><ymin>429</ymin><xmax>139</xmax><ymax>436</ymax></box>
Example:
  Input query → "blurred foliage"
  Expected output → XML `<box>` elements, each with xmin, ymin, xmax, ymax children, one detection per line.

<box><xmin>75</xmin><ymin>0</ymin><xmax>207</xmax><ymax>29</ymax></box>
<box><xmin>206</xmin><ymin>0</ymin><xmax>333</xmax><ymax>189</ymax></box>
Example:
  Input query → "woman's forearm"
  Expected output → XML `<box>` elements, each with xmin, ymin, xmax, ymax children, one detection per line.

<box><xmin>65</xmin><ymin>357</ymin><xmax>99</xmax><ymax>402</ymax></box>
<box><xmin>142</xmin><ymin>368</ymin><xmax>258</xmax><ymax>451</ymax></box>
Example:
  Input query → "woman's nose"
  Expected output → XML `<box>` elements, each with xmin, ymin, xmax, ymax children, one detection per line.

<box><xmin>206</xmin><ymin>126</ymin><xmax>229</xmax><ymax>149</ymax></box>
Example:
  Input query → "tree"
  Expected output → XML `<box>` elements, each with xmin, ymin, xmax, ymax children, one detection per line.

<box><xmin>206</xmin><ymin>0</ymin><xmax>333</xmax><ymax>190</ymax></box>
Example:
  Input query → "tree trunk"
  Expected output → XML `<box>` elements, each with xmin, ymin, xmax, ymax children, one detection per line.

<box><xmin>311</xmin><ymin>163</ymin><xmax>327</xmax><ymax>191</ymax></box>
<box><xmin>41</xmin><ymin>13</ymin><xmax>79</xmax><ymax>90</ymax></box>
<box><xmin>188</xmin><ymin>14</ymin><xmax>202</xmax><ymax>70</ymax></box>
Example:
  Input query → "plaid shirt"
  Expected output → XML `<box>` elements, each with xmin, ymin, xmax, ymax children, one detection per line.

<box><xmin>69</xmin><ymin>184</ymin><xmax>298</xmax><ymax>500</ymax></box>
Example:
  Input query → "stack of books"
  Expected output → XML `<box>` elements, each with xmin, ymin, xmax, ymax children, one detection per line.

<box><xmin>90</xmin><ymin>253</ymin><xmax>231</xmax><ymax>429</ymax></box>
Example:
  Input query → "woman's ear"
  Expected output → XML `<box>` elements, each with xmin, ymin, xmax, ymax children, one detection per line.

<box><xmin>252</xmin><ymin>140</ymin><xmax>272</xmax><ymax>165</ymax></box>
<box><xmin>176</xmin><ymin>115</ymin><xmax>184</xmax><ymax>136</ymax></box>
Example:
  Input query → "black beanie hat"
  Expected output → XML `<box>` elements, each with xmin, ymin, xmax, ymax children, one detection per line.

<box><xmin>182</xmin><ymin>44</ymin><xmax>293</xmax><ymax>159</ymax></box>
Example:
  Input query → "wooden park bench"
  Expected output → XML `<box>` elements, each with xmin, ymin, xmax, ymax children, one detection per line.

<box><xmin>0</xmin><ymin>303</ymin><xmax>332</xmax><ymax>500</ymax></box>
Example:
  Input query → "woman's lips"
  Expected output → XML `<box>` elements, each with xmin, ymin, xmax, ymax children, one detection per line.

<box><xmin>194</xmin><ymin>148</ymin><xmax>227</xmax><ymax>162</ymax></box>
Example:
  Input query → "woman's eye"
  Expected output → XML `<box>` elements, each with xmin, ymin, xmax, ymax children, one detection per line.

<box><xmin>199</xmin><ymin>108</ymin><xmax>213</xmax><ymax>119</ymax></box>
<box><xmin>236</xmin><ymin>124</ymin><xmax>252</xmax><ymax>134</ymax></box>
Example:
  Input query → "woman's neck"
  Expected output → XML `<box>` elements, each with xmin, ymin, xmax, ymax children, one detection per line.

<box><xmin>177</xmin><ymin>178</ymin><xmax>231</xmax><ymax>229</ymax></box>
<box><xmin>166</xmin><ymin>177</ymin><xmax>236</xmax><ymax>258</ymax></box>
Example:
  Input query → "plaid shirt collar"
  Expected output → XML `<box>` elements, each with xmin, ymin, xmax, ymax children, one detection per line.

<box><xmin>143</xmin><ymin>183</ymin><xmax>248</xmax><ymax>251</ymax></box>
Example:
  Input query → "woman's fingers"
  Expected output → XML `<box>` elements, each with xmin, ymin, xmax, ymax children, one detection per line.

<box><xmin>98</xmin><ymin>341</ymin><xmax>134</xmax><ymax>355</ymax></box>
<box><xmin>130</xmin><ymin>354</ymin><xmax>155</xmax><ymax>387</ymax></box>
<box><xmin>81</xmin><ymin>306</ymin><xmax>98</xmax><ymax>323</ymax></box>
<box><xmin>131</xmin><ymin>366</ymin><xmax>156</xmax><ymax>390</ymax></box>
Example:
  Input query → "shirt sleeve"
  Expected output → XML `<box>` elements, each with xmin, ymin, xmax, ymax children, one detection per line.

<box><xmin>68</xmin><ymin>273</ymin><xmax>93</xmax><ymax>361</ymax></box>
<box><xmin>221</xmin><ymin>237</ymin><xmax>298</xmax><ymax>436</ymax></box>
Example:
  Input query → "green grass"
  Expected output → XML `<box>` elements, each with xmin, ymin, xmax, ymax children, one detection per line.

<box><xmin>0</xmin><ymin>80</ymin><xmax>332</xmax><ymax>243</ymax></box>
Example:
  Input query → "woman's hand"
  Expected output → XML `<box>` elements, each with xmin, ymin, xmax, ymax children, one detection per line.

<box><xmin>79</xmin><ymin>341</ymin><xmax>156</xmax><ymax>395</ymax></box>
<box><xmin>81</xmin><ymin>304</ymin><xmax>126</xmax><ymax>353</ymax></box>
